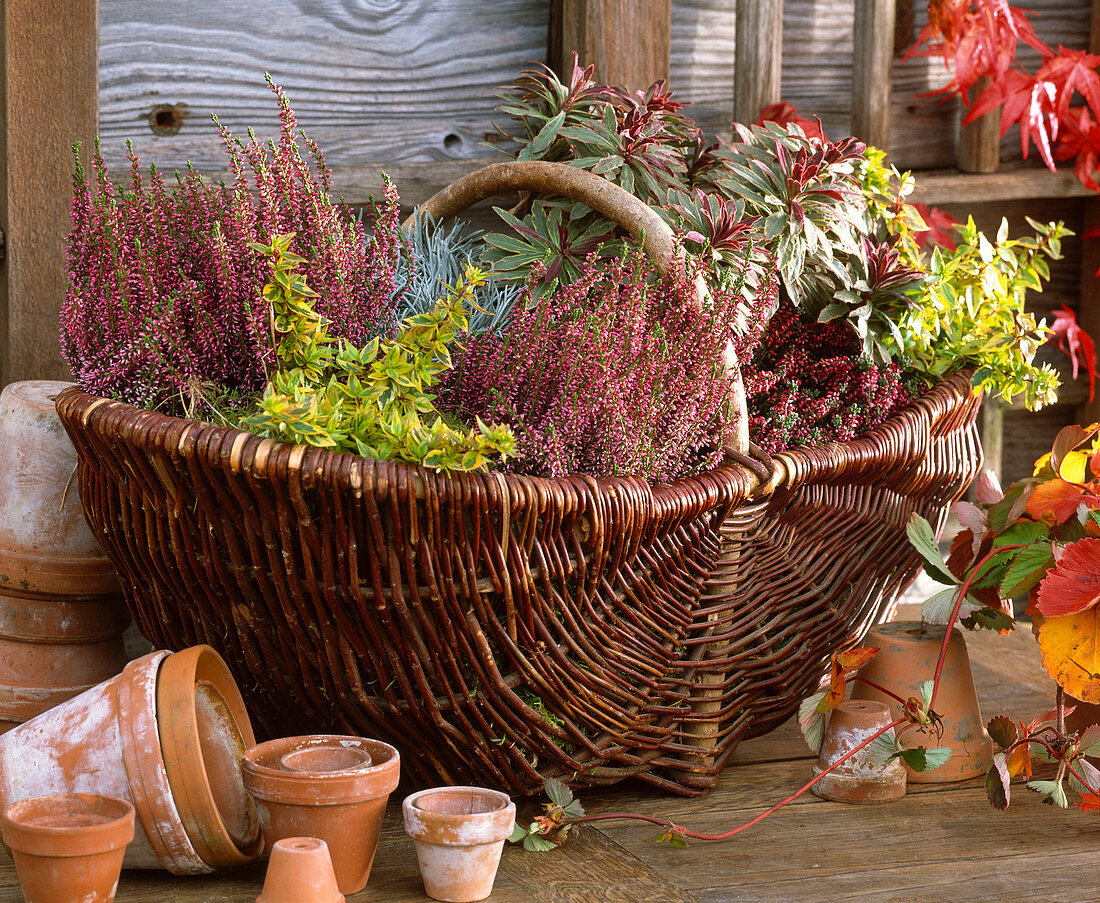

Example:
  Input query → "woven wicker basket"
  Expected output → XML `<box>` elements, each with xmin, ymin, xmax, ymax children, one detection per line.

<box><xmin>55</xmin><ymin>164</ymin><xmax>983</xmax><ymax>796</ymax></box>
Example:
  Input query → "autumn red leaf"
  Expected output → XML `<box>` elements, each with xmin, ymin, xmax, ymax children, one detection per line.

<box><xmin>911</xmin><ymin>202</ymin><xmax>960</xmax><ymax>250</ymax></box>
<box><xmin>1036</xmin><ymin>48</ymin><xmax>1100</xmax><ymax>120</ymax></box>
<box><xmin>1025</xmin><ymin>478</ymin><xmax>1094</xmax><ymax>525</ymax></box>
<box><xmin>1050</xmin><ymin>307</ymin><xmax>1099</xmax><ymax>403</ymax></box>
<box><xmin>755</xmin><ymin>102</ymin><xmax>824</xmax><ymax>140</ymax></box>
<box><xmin>1035</xmin><ymin>537</ymin><xmax>1100</xmax><ymax>617</ymax></box>
<box><xmin>1006</xmin><ymin>741</ymin><xmax>1032</xmax><ymax>780</ymax></box>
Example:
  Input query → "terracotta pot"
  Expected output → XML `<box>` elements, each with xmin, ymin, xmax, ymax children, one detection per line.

<box><xmin>0</xmin><ymin>381</ymin><xmax>129</xmax><ymax>732</ymax></box>
<box><xmin>0</xmin><ymin>645</ymin><xmax>260</xmax><ymax>873</ymax></box>
<box><xmin>157</xmin><ymin>645</ymin><xmax>261</xmax><ymax>867</ymax></box>
<box><xmin>2</xmin><ymin>792</ymin><xmax>134</xmax><ymax>903</ymax></box>
<box><xmin>257</xmin><ymin>837</ymin><xmax>345</xmax><ymax>903</ymax></box>
<box><xmin>402</xmin><ymin>786</ymin><xmax>516</xmax><ymax>903</ymax></box>
<box><xmin>850</xmin><ymin>621</ymin><xmax>992</xmax><ymax>782</ymax></box>
<box><xmin>242</xmin><ymin>735</ymin><xmax>400</xmax><ymax>895</ymax></box>
<box><xmin>811</xmin><ymin>699</ymin><xmax>906</xmax><ymax>803</ymax></box>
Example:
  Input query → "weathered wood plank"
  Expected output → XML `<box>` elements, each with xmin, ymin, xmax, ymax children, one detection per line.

<box><xmin>852</xmin><ymin>0</ymin><xmax>896</xmax><ymax>150</ymax></box>
<box><xmin>912</xmin><ymin>167</ymin><xmax>1093</xmax><ymax>206</ymax></box>
<box><xmin>733</xmin><ymin>0</ymin><xmax>783</xmax><ymax>124</ymax></box>
<box><xmin>0</xmin><ymin>0</ymin><xmax>97</xmax><ymax>385</ymax></box>
<box><xmin>549</xmin><ymin>0</ymin><xmax>671</xmax><ymax>91</ymax></box>
<box><xmin>959</xmin><ymin>75</ymin><xmax>1001</xmax><ymax>173</ymax></box>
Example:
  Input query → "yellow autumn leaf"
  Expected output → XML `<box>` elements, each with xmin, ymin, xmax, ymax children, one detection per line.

<box><xmin>1033</xmin><ymin>449</ymin><xmax>1089</xmax><ymax>484</ymax></box>
<box><xmin>1035</xmin><ymin>609</ymin><xmax>1100</xmax><ymax>704</ymax></box>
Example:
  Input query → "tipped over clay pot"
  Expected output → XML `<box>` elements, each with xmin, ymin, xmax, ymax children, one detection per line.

<box><xmin>0</xmin><ymin>381</ymin><xmax>129</xmax><ymax>733</ymax></box>
<box><xmin>402</xmin><ymin>786</ymin><xmax>516</xmax><ymax>903</ymax></box>
<box><xmin>257</xmin><ymin>837</ymin><xmax>345</xmax><ymax>903</ymax></box>
<box><xmin>811</xmin><ymin>699</ymin><xmax>907</xmax><ymax>803</ymax></box>
<box><xmin>0</xmin><ymin>645</ymin><xmax>260</xmax><ymax>873</ymax></box>
<box><xmin>850</xmin><ymin>621</ymin><xmax>992</xmax><ymax>782</ymax></box>
<box><xmin>2</xmin><ymin>792</ymin><xmax>134</xmax><ymax>903</ymax></box>
<box><xmin>242</xmin><ymin>735</ymin><xmax>400</xmax><ymax>895</ymax></box>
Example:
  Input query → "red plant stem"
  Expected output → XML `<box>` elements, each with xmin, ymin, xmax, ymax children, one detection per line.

<box><xmin>849</xmin><ymin>674</ymin><xmax>908</xmax><ymax>706</ymax></box>
<box><xmin>566</xmin><ymin>718</ymin><xmax>904</xmax><ymax>841</ymax></box>
<box><xmin>929</xmin><ymin>544</ymin><xmax>1022</xmax><ymax>712</ymax></box>
<box><xmin>1057</xmin><ymin>685</ymin><xmax>1066</xmax><ymax>736</ymax></box>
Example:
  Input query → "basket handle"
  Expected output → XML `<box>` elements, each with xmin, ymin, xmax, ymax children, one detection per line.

<box><xmin>408</xmin><ymin>160</ymin><xmax>749</xmax><ymax>454</ymax></box>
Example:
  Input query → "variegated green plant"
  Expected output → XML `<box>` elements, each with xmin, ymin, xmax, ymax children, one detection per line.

<box><xmin>242</xmin><ymin>233</ymin><xmax>515</xmax><ymax>471</ymax></box>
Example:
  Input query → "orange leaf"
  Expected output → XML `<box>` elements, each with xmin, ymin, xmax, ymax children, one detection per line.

<box><xmin>1076</xmin><ymin>789</ymin><xmax>1100</xmax><ymax>812</ymax></box>
<box><xmin>1036</xmin><ymin>537</ymin><xmax>1100</xmax><ymax>617</ymax></box>
<box><xmin>836</xmin><ymin>645</ymin><xmax>879</xmax><ymax>673</ymax></box>
<box><xmin>817</xmin><ymin>658</ymin><xmax>846</xmax><ymax>713</ymax></box>
<box><xmin>1026</xmin><ymin>478</ymin><xmax>1092</xmax><ymax>525</ymax></box>
<box><xmin>1036</xmin><ymin>609</ymin><xmax>1100</xmax><ymax>704</ymax></box>
<box><xmin>1006</xmin><ymin>742</ymin><xmax>1032</xmax><ymax>780</ymax></box>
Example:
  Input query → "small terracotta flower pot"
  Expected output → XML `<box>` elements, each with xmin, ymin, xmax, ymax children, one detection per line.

<box><xmin>0</xmin><ymin>645</ymin><xmax>259</xmax><ymax>873</ymax></box>
<box><xmin>402</xmin><ymin>786</ymin><xmax>516</xmax><ymax>903</ymax></box>
<box><xmin>2</xmin><ymin>792</ymin><xmax>134</xmax><ymax>903</ymax></box>
<box><xmin>850</xmin><ymin>621</ymin><xmax>992</xmax><ymax>782</ymax></box>
<box><xmin>242</xmin><ymin>735</ymin><xmax>400</xmax><ymax>895</ymax></box>
<box><xmin>811</xmin><ymin>700</ymin><xmax>906</xmax><ymax>803</ymax></box>
<box><xmin>0</xmin><ymin>381</ymin><xmax>129</xmax><ymax>733</ymax></box>
<box><xmin>257</xmin><ymin>837</ymin><xmax>345</xmax><ymax>903</ymax></box>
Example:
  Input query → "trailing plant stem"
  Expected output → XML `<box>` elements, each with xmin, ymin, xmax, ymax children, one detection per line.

<box><xmin>563</xmin><ymin>718</ymin><xmax>903</xmax><ymax>841</ymax></box>
<box><xmin>929</xmin><ymin>544</ymin><xmax>1022</xmax><ymax>712</ymax></box>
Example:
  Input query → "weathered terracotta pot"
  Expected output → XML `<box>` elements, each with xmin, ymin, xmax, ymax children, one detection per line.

<box><xmin>157</xmin><ymin>645</ymin><xmax>261</xmax><ymax>867</ymax></box>
<box><xmin>851</xmin><ymin>621</ymin><xmax>992</xmax><ymax>782</ymax></box>
<box><xmin>257</xmin><ymin>837</ymin><xmax>345</xmax><ymax>903</ymax></box>
<box><xmin>0</xmin><ymin>380</ymin><xmax>129</xmax><ymax>732</ymax></box>
<box><xmin>402</xmin><ymin>786</ymin><xmax>516</xmax><ymax>903</ymax></box>
<box><xmin>2</xmin><ymin>792</ymin><xmax>134</xmax><ymax>903</ymax></box>
<box><xmin>0</xmin><ymin>645</ymin><xmax>259</xmax><ymax>873</ymax></box>
<box><xmin>811</xmin><ymin>699</ymin><xmax>907</xmax><ymax>803</ymax></box>
<box><xmin>242</xmin><ymin>735</ymin><xmax>400</xmax><ymax>895</ymax></box>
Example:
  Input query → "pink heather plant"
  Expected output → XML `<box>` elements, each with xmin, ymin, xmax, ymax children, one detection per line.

<box><xmin>61</xmin><ymin>77</ymin><xmax>401</xmax><ymax>413</ymax></box>
<box><xmin>736</xmin><ymin>294</ymin><xmax>915</xmax><ymax>453</ymax></box>
<box><xmin>442</xmin><ymin>251</ymin><xmax>760</xmax><ymax>483</ymax></box>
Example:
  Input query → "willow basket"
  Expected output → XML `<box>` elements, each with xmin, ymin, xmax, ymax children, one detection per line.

<box><xmin>56</xmin><ymin>367</ymin><xmax>980</xmax><ymax>797</ymax></box>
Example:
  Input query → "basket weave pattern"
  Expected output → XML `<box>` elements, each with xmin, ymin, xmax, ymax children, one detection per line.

<box><xmin>56</xmin><ymin>370</ymin><xmax>980</xmax><ymax>796</ymax></box>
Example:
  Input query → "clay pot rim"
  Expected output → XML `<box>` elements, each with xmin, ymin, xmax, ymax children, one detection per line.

<box><xmin>2</xmin><ymin>793</ymin><xmax>135</xmax><ymax>857</ymax></box>
<box><xmin>280</xmin><ymin>745</ymin><xmax>372</xmax><ymax>774</ymax></box>
<box><xmin>157</xmin><ymin>645</ymin><xmax>261</xmax><ymax>867</ymax></box>
<box><xmin>402</xmin><ymin>787</ymin><xmax>516</xmax><ymax>846</ymax></box>
<box><xmin>243</xmin><ymin>736</ymin><xmax>401</xmax><ymax>806</ymax></box>
<box><xmin>118</xmin><ymin>650</ymin><xmax>211</xmax><ymax>875</ymax></box>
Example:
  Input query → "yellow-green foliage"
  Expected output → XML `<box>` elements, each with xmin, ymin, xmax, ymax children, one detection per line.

<box><xmin>893</xmin><ymin>217</ymin><xmax>1069</xmax><ymax>411</ymax></box>
<box><xmin>243</xmin><ymin>233</ymin><xmax>516</xmax><ymax>471</ymax></box>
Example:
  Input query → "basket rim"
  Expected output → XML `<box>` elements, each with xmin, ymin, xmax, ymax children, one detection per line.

<box><xmin>54</xmin><ymin>367</ymin><xmax>974</xmax><ymax>508</ymax></box>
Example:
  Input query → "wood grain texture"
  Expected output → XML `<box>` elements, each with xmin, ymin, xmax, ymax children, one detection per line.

<box><xmin>852</xmin><ymin>0</ymin><xmax>896</xmax><ymax>150</ymax></box>
<box><xmin>733</xmin><ymin>0</ymin><xmax>782</xmax><ymax>124</ymax></box>
<box><xmin>959</xmin><ymin>76</ymin><xmax>1001</xmax><ymax>173</ymax></box>
<box><xmin>549</xmin><ymin>0</ymin><xmax>671</xmax><ymax>91</ymax></box>
<box><xmin>0</xmin><ymin>0</ymin><xmax>97</xmax><ymax>384</ymax></box>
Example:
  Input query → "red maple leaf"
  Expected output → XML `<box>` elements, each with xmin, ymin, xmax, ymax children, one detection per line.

<box><xmin>1050</xmin><ymin>306</ymin><xmax>1098</xmax><ymax>403</ymax></box>
<box><xmin>756</xmin><ymin>102</ymin><xmax>825</xmax><ymax>140</ymax></box>
<box><xmin>1055</xmin><ymin>106</ymin><xmax>1100</xmax><ymax>193</ymax></box>
<box><xmin>911</xmin><ymin>202</ymin><xmax>960</xmax><ymax>251</ymax></box>
<box><xmin>1035</xmin><ymin>537</ymin><xmax>1100</xmax><ymax>617</ymax></box>
<box><xmin>1035</xmin><ymin>48</ymin><xmax>1100</xmax><ymax>120</ymax></box>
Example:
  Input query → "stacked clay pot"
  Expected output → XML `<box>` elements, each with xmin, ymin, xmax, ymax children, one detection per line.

<box><xmin>0</xmin><ymin>644</ymin><xmax>261</xmax><ymax>873</ymax></box>
<box><xmin>0</xmin><ymin>381</ymin><xmax>130</xmax><ymax>733</ymax></box>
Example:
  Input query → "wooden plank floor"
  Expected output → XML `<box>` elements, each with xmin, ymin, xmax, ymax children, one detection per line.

<box><xmin>2</xmin><ymin>617</ymin><xmax>1097</xmax><ymax>903</ymax></box>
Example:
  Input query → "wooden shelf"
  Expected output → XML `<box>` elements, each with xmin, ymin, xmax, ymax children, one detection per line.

<box><xmin>911</xmin><ymin>166</ymin><xmax>1093</xmax><ymax>207</ymax></box>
